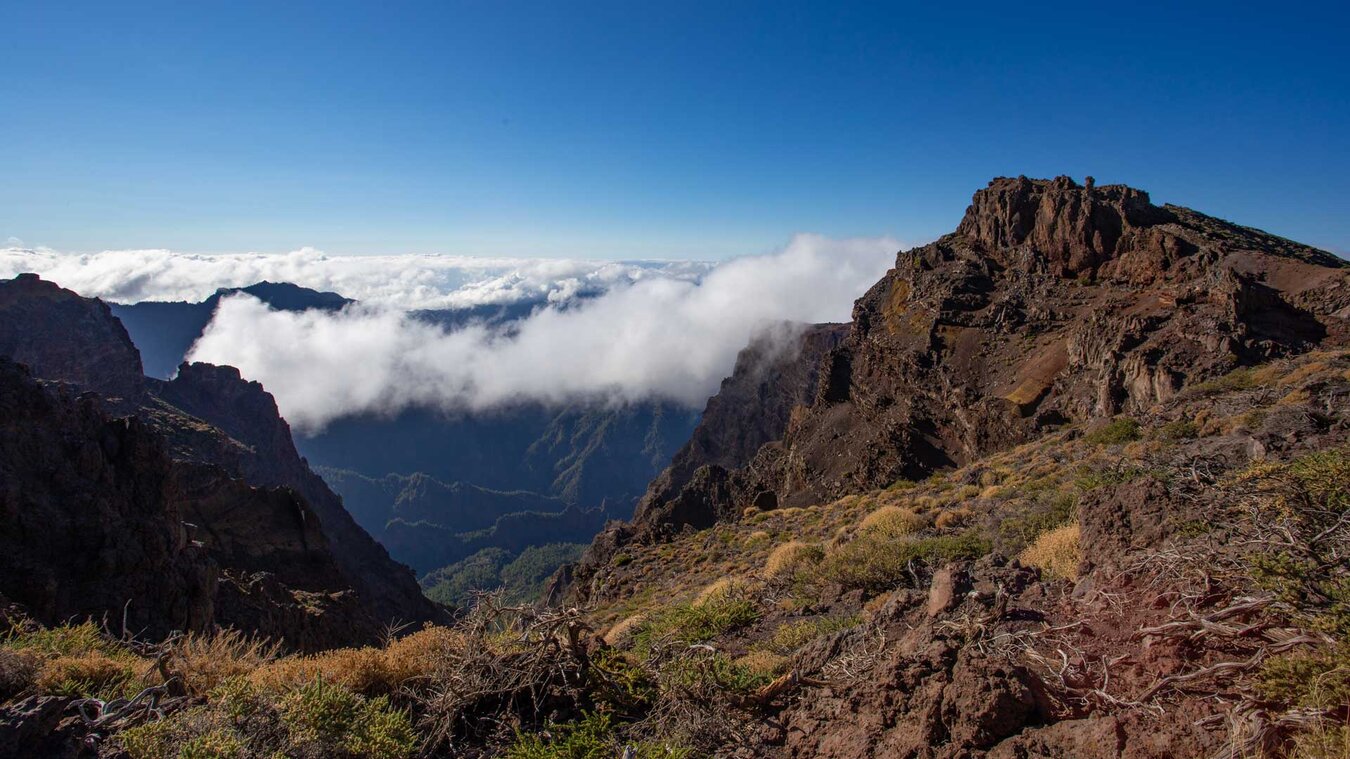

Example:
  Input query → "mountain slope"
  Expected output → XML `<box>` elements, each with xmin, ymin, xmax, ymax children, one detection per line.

<box><xmin>595</xmin><ymin>176</ymin><xmax>1349</xmax><ymax>553</ymax></box>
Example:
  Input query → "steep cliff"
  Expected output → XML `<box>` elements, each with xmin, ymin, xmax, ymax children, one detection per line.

<box><xmin>0</xmin><ymin>274</ymin><xmax>444</xmax><ymax>646</ymax></box>
<box><xmin>0</xmin><ymin>359</ymin><xmax>381</xmax><ymax>649</ymax></box>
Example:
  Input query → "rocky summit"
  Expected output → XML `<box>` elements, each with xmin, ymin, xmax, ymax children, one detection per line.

<box><xmin>1</xmin><ymin>177</ymin><xmax>1349</xmax><ymax>758</ymax></box>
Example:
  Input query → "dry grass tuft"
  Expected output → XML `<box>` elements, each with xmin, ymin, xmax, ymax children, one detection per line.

<box><xmin>168</xmin><ymin>629</ymin><xmax>279</xmax><ymax>696</ymax></box>
<box><xmin>858</xmin><ymin>505</ymin><xmax>927</xmax><ymax>539</ymax></box>
<box><xmin>693</xmin><ymin>577</ymin><xmax>753</xmax><ymax>607</ymax></box>
<box><xmin>250</xmin><ymin>647</ymin><xmax>401</xmax><ymax>696</ymax></box>
<box><xmin>1019</xmin><ymin>524</ymin><xmax>1081</xmax><ymax>581</ymax></box>
<box><xmin>0</xmin><ymin>648</ymin><xmax>39</xmax><ymax>700</ymax></box>
<box><xmin>762</xmin><ymin>541</ymin><xmax>822</xmax><ymax>580</ymax></box>
<box><xmin>734</xmin><ymin>650</ymin><xmax>787</xmax><ymax>678</ymax></box>
<box><xmin>935</xmin><ymin>508</ymin><xmax>972</xmax><ymax>530</ymax></box>
<box><xmin>35</xmin><ymin>652</ymin><xmax>144</xmax><ymax>699</ymax></box>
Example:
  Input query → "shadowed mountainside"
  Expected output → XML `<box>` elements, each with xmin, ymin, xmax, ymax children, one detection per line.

<box><xmin>0</xmin><ymin>275</ymin><xmax>445</xmax><ymax>649</ymax></box>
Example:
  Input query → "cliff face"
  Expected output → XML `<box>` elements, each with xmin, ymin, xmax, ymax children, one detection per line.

<box><xmin>0</xmin><ymin>275</ymin><xmax>445</xmax><ymax>648</ymax></box>
<box><xmin>0</xmin><ymin>359</ymin><xmax>211</xmax><ymax>639</ymax></box>
<box><xmin>633</xmin><ymin>322</ymin><xmax>848</xmax><ymax>531</ymax></box>
<box><xmin>567</xmin><ymin>176</ymin><xmax>1350</xmax><ymax>600</ymax></box>
<box><xmin>0</xmin><ymin>274</ymin><xmax>146</xmax><ymax>401</ymax></box>
<box><xmin>0</xmin><ymin>359</ymin><xmax>380</xmax><ymax>649</ymax></box>
<box><xmin>152</xmin><ymin>362</ymin><xmax>443</xmax><ymax>627</ymax></box>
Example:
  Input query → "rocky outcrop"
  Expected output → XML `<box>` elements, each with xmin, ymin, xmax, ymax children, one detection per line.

<box><xmin>0</xmin><ymin>274</ymin><xmax>145</xmax><ymax>401</ymax></box>
<box><xmin>153</xmin><ymin>362</ymin><xmax>444</xmax><ymax>629</ymax></box>
<box><xmin>0</xmin><ymin>359</ymin><xmax>212</xmax><ymax>638</ymax></box>
<box><xmin>633</xmin><ymin>322</ymin><xmax>847</xmax><ymax>530</ymax></box>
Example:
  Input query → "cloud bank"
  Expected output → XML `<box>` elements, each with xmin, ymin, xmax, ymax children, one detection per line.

<box><xmin>185</xmin><ymin>234</ymin><xmax>900</xmax><ymax>431</ymax></box>
<box><xmin>0</xmin><ymin>246</ymin><xmax>714</xmax><ymax>310</ymax></box>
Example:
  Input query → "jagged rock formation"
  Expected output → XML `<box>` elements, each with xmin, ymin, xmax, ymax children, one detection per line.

<box><xmin>0</xmin><ymin>274</ymin><xmax>444</xmax><ymax>648</ymax></box>
<box><xmin>0</xmin><ymin>359</ymin><xmax>214</xmax><ymax>638</ymax></box>
<box><xmin>566</xmin><ymin>175</ymin><xmax>1349</xmax><ymax>602</ymax></box>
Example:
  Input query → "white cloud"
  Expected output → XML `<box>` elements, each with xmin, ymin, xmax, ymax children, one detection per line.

<box><xmin>186</xmin><ymin>234</ymin><xmax>899</xmax><ymax>431</ymax></box>
<box><xmin>0</xmin><ymin>246</ymin><xmax>715</xmax><ymax>310</ymax></box>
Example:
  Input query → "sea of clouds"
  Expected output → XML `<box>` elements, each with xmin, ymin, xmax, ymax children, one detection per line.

<box><xmin>0</xmin><ymin>235</ymin><xmax>902</xmax><ymax>430</ymax></box>
<box><xmin>0</xmin><ymin>245</ymin><xmax>715</xmax><ymax>310</ymax></box>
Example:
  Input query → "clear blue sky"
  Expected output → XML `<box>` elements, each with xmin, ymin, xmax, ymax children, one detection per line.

<box><xmin>2</xmin><ymin>1</ymin><xmax>1347</xmax><ymax>258</ymax></box>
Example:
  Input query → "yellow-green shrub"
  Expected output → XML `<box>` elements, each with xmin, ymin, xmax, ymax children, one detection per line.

<box><xmin>762</xmin><ymin>541</ymin><xmax>823</xmax><ymax>580</ymax></box>
<box><xmin>1018</xmin><ymin>524</ymin><xmax>1081</xmax><ymax>581</ymax></box>
<box><xmin>857</xmin><ymin>506</ymin><xmax>927</xmax><ymax>540</ymax></box>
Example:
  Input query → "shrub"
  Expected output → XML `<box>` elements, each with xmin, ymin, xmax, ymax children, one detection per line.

<box><xmin>657</xmin><ymin>650</ymin><xmax>768</xmax><ymax>696</ymax></box>
<box><xmin>5</xmin><ymin>621</ymin><xmax>122</xmax><ymax>658</ymax></box>
<box><xmin>765</xmin><ymin>615</ymin><xmax>861</xmax><ymax>655</ymax></box>
<box><xmin>178</xmin><ymin>729</ymin><xmax>245</xmax><ymax>759</ymax></box>
<box><xmin>692</xmin><ymin>577</ymin><xmax>752</xmax><ymax>607</ymax></box>
<box><xmin>763</xmin><ymin>541</ymin><xmax>822</xmax><ymax>580</ymax></box>
<box><xmin>279</xmin><ymin>678</ymin><xmax>416</xmax><ymax>758</ymax></box>
<box><xmin>0</xmin><ymin>648</ymin><xmax>38</xmax><ymax>701</ymax></box>
<box><xmin>817</xmin><ymin>533</ymin><xmax>991</xmax><ymax>593</ymax></box>
<box><xmin>1190</xmin><ymin>367</ymin><xmax>1258</xmax><ymax>395</ymax></box>
<box><xmin>1156</xmin><ymin>420</ymin><xmax>1199</xmax><ymax>440</ymax></box>
<box><xmin>857</xmin><ymin>506</ymin><xmax>927</xmax><ymax>540</ymax></box>
<box><xmin>251</xmin><ymin>647</ymin><xmax>400</xmax><ymax>696</ymax></box>
<box><xmin>1084</xmin><ymin>417</ymin><xmax>1141</xmax><ymax>445</ymax></box>
<box><xmin>635</xmin><ymin>594</ymin><xmax>760</xmax><ymax>649</ymax></box>
<box><xmin>169</xmin><ymin>629</ymin><xmax>278</xmax><ymax>696</ymax></box>
<box><xmin>1258</xmin><ymin>647</ymin><xmax>1350</xmax><ymax>711</ymax></box>
<box><xmin>1245</xmin><ymin>448</ymin><xmax>1350</xmax><ymax>637</ymax></box>
<box><xmin>117</xmin><ymin>711</ymin><xmax>200</xmax><ymax>759</ymax></box>
<box><xmin>35</xmin><ymin>652</ymin><xmax>142</xmax><ymax>700</ymax></box>
<box><xmin>505</xmin><ymin>711</ymin><xmax>685</xmax><ymax>759</ymax></box>
<box><xmin>994</xmin><ymin>490</ymin><xmax>1077</xmax><ymax>555</ymax></box>
<box><xmin>934</xmin><ymin>508</ymin><xmax>972</xmax><ymax>530</ymax></box>
<box><xmin>382</xmin><ymin>625</ymin><xmax>465</xmax><ymax>681</ymax></box>
<box><xmin>734</xmin><ymin>650</ymin><xmax>787</xmax><ymax>679</ymax></box>
<box><xmin>1018</xmin><ymin>524</ymin><xmax>1081</xmax><ymax>581</ymax></box>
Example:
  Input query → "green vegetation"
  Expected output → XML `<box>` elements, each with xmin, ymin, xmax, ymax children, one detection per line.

<box><xmin>1190</xmin><ymin>366</ymin><xmax>1258</xmax><ymax>395</ymax></box>
<box><xmin>505</xmin><ymin>712</ymin><xmax>687</xmax><ymax>759</ymax></box>
<box><xmin>423</xmin><ymin>543</ymin><xmax>586</xmax><ymax>607</ymax></box>
<box><xmin>634</xmin><ymin>593</ymin><xmax>760</xmax><ymax>649</ymax></box>
<box><xmin>816</xmin><ymin>533</ymin><xmax>991</xmax><ymax>593</ymax></box>
<box><xmin>1156</xmin><ymin>419</ymin><xmax>1199</xmax><ymax>440</ymax></box>
<box><xmin>993</xmin><ymin>490</ymin><xmax>1077</xmax><ymax>556</ymax></box>
<box><xmin>764</xmin><ymin>615</ymin><xmax>860</xmax><ymax>655</ymax></box>
<box><xmin>1083</xmin><ymin>417</ymin><xmax>1141</xmax><ymax>445</ymax></box>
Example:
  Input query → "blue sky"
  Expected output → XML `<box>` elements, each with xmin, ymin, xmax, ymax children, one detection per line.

<box><xmin>2</xmin><ymin>1</ymin><xmax>1347</xmax><ymax>258</ymax></box>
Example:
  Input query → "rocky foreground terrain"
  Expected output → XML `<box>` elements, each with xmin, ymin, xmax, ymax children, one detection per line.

<box><xmin>1</xmin><ymin>176</ymin><xmax>1348</xmax><ymax>758</ymax></box>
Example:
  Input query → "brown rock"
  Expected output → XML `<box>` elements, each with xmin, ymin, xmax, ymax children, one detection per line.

<box><xmin>927</xmin><ymin>564</ymin><xmax>967</xmax><ymax>617</ymax></box>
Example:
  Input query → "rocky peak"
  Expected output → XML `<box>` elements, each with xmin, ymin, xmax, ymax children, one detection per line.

<box><xmin>158</xmin><ymin>362</ymin><xmax>301</xmax><ymax>471</ymax></box>
<box><xmin>0</xmin><ymin>274</ymin><xmax>145</xmax><ymax>400</ymax></box>
<box><xmin>953</xmin><ymin>175</ymin><xmax>1169</xmax><ymax>276</ymax></box>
